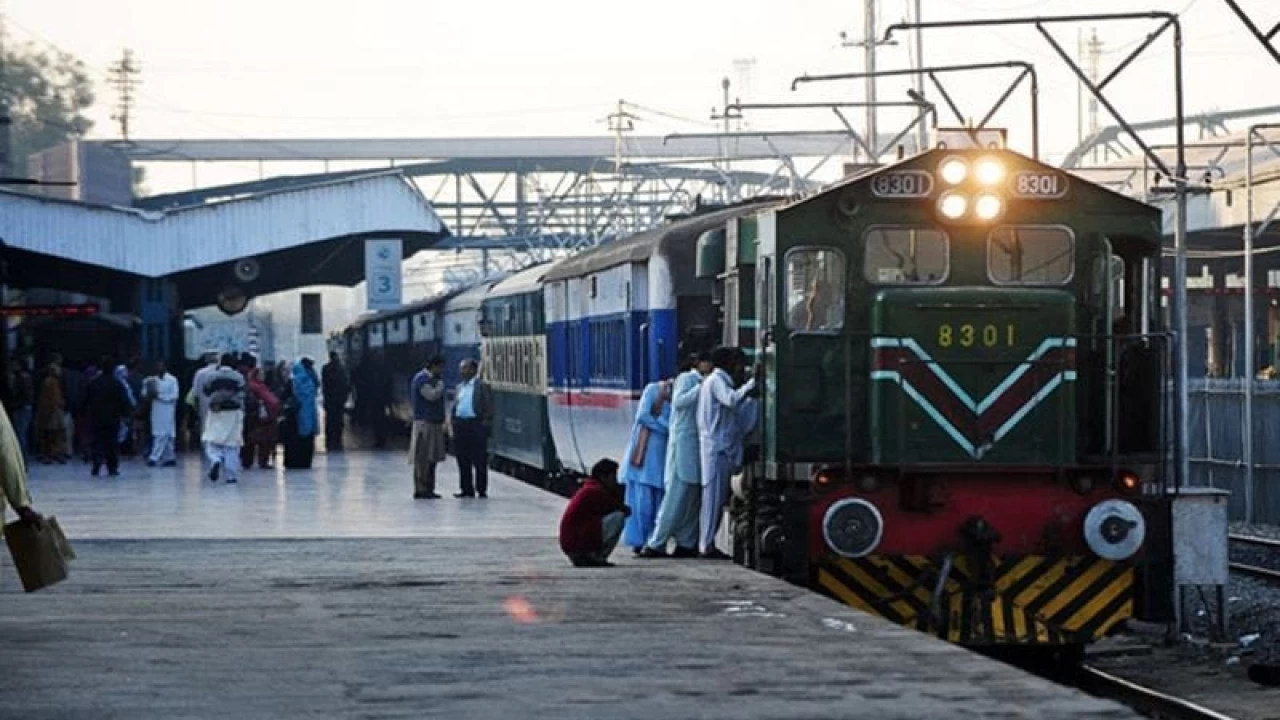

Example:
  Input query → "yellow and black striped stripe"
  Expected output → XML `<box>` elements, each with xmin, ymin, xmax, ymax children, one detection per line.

<box><xmin>815</xmin><ymin>554</ymin><xmax>1133</xmax><ymax>646</ymax></box>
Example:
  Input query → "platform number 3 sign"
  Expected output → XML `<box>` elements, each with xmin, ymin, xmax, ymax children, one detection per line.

<box><xmin>365</xmin><ymin>238</ymin><xmax>403</xmax><ymax>311</ymax></box>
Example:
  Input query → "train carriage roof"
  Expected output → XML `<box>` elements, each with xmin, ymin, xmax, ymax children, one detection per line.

<box><xmin>347</xmin><ymin>313</ymin><xmax>377</xmax><ymax>331</ymax></box>
<box><xmin>484</xmin><ymin>262</ymin><xmax>551</xmax><ymax>300</ymax></box>
<box><xmin>346</xmin><ymin>286</ymin><xmax>464</xmax><ymax>331</ymax></box>
<box><xmin>399</xmin><ymin>288</ymin><xmax>463</xmax><ymax>315</ymax></box>
<box><xmin>443</xmin><ymin>273</ymin><xmax>510</xmax><ymax>313</ymax></box>
<box><xmin>542</xmin><ymin>198</ymin><xmax>782</xmax><ymax>282</ymax></box>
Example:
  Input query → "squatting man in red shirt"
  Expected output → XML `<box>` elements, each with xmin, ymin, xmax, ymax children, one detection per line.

<box><xmin>558</xmin><ymin>459</ymin><xmax>630</xmax><ymax>567</ymax></box>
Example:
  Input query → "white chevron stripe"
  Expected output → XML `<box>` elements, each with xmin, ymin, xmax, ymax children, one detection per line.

<box><xmin>874</xmin><ymin>335</ymin><xmax>1076</xmax><ymax>414</ymax></box>
<box><xmin>872</xmin><ymin>370</ymin><xmax>977</xmax><ymax>457</ymax></box>
<box><xmin>871</xmin><ymin>364</ymin><xmax>1077</xmax><ymax>459</ymax></box>
<box><xmin>975</xmin><ymin>337</ymin><xmax>1075</xmax><ymax>414</ymax></box>
<box><xmin>991</xmin><ymin>372</ymin><xmax>1071</xmax><ymax>446</ymax></box>
<box><xmin>875</xmin><ymin>337</ymin><xmax>959</xmax><ymax>408</ymax></box>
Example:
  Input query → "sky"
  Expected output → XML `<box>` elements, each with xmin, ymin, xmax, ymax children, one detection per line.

<box><xmin>6</xmin><ymin>0</ymin><xmax>1277</xmax><ymax>344</ymax></box>
<box><xmin>5</xmin><ymin>0</ymin><xmax>1279</xmax><ymax>194</ymax></box>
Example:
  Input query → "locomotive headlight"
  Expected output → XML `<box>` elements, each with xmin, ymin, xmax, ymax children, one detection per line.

<box><xmin>974</xmin><ymin>193</ymin><xmax>1004</xmax><ymax>221</ymax></box>
<box><xmin>974</xmin><ymin>156</ymin><xmax>1006</xmax><ymax>186</ymax></box>
<box><xmin>822</xmin><ymin>498</ymin><xmax>884</xmax><ymax>558</ymax></box>
<box><xmin>938</xmin><ymin>192</ymin><xmax>969</xmax><ymax>219</ymax></box>
<box><xmin>1083</xmin><ymin>499</ymin><xmax>1146</xmax><ymax>561</ymax></box>
<box><xmin>1116</xmin><ymin>469</ymin><xmax>1141</xmax><ymax>494</ymax></box>
<box><xmin>938</xmin><ymin>157</ymin><xmax>968</xmax><ymax>185</ymax></box>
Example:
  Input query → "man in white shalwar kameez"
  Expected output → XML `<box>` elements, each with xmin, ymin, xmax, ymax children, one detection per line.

<box><xmin>146</xmin><ymin>361</ymin><xmax>180</xmax><ymax>467</ymax></box>
<box><xmin>188</xmin><ymin>352</ymin><xmax>219</xmax><ymax>457</ymax></box>
<box><xmin>201</xmin><ymin>354</ymin><xmax>247</xmax><ymax>484</ymax></box>
<box><xmin>696</xmin><ymin>347</ymin><xmax>756</xmax><ymax>559</ymax></box>
<box><xmin>641</xmin><ymin>351</ymin><xmax>713</xmax><ymax>558</ymax></box>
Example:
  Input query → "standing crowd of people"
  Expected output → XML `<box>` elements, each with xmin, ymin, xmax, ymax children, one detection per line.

<box><xmin>9</xmin><ymin>340</ymin><xmax>758</xmax><ymax>569</ymax></box>
<box><xmin>186</xmin><ymin>351</ymin><xmax>354</xmax><ymax>481</ymax></box>
<box><xmin>3</xmin><ymin>349</ymin><xmax>363</xmax><ymax>482</ymax></box>
<box><xmin>558</xmin><ymin>346</ymin><xmax>759</xmax><ymax>567</ymax></box>
<box><xmin>7</xmin><ymin>353</ymin><xmax>163</xmax><ymax>475</ymax></box>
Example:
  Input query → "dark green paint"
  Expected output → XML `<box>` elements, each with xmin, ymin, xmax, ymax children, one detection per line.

<box><xmin>734</xmin><ymin>148</ymin><xmax>1162</xmax><ymax>469</ymax></box>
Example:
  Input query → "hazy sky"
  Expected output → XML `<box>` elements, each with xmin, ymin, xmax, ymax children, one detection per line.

<box><xmin>6</xmin><ymin>0</ymin><xmax>1278</xmax><ymax>191</ymax></box>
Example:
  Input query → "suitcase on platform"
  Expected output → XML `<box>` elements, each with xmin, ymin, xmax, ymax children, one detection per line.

<box><xmin>5</xmin><ymin>516</ymin><xmax>69</xmax><ymax>592</ymax></box>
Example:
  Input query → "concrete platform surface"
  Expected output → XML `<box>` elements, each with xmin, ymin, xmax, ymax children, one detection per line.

<box><xmin>19</xmin><ymin>451</ymin><xmax>564</xmax><ymax>539</ymax></box>
<box><xmin>0</xmin><ymin>453</ymin><xmax>1137</xmax><ymax>719</ymax></box>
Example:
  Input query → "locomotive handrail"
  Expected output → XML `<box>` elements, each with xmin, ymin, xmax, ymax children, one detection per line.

<box><xmin>799</xmin><ymin>330</ymin><xmax>1172</xmax><ymax>473</ymax></box>
<box><xmin>876</xmin><ymin>331</ymin><xmax>1170</xmax><ymax>471</ymax></box>
<box><xmin>639</xmin><ymin>322</ymin><xmax>650</xmax><ymax>385</ymax></box>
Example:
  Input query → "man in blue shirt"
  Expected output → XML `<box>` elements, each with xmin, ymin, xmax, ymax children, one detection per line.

<box><xmin>449</xmin><ymin>359</ymin><xmax>494</xmax><ymax>498</ymax></box>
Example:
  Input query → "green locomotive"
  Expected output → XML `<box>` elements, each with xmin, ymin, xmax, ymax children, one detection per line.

<box><xmin>702</xmin><ymin>146</ymin><xmax>1169</xmax><ymax>649</ymax></box>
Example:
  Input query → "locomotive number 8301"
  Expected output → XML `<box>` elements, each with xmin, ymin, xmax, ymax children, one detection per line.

<box><xmin>937</xmin><ymin>323</ymin><xmax>1017</xmax><ymax>349</ymax></box>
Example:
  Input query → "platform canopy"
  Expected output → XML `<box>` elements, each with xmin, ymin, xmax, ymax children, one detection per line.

<box><xmin>0</xmin><ymin>172</ymin><xmax>448</xmax><ymax>307</ymax></box>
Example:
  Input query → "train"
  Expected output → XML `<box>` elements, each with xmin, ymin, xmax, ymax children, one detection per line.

<box><xmin>335</xmin><ymin>199</ymin><xmax>774</xmax><ymax>469</ymax></box>
<box><xmin>337</xmin><ymin>144</ymin><xmax>1175</xmax><ymax>656</ymax></box>
<box><xmin>330</xmin><ymin>275</ymin><xmax>509</xmax><ymax>428</ymax></box>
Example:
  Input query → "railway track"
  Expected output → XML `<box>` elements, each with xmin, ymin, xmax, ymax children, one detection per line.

<box><xmin>1074</xmin><ymin>666</ymin><xmax>1238</xmax><ymax>720</ymax></box>
<box><xmin>1228</xmin><ymin>533</ymin><xmax>1280</xmax><ymax>583</ymax></box>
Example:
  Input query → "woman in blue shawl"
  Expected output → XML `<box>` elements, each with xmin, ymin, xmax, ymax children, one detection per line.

<box><xmin>283</xmin><ymin>357</ymin><xmax>319</xmax><ymax>469</ymax></box>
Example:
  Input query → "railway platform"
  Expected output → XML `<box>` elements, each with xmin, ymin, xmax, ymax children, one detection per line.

<box><xmin>1</xmin><ymin>453</ymin><xmax>1137</xmax><ymax>719</ymax></box>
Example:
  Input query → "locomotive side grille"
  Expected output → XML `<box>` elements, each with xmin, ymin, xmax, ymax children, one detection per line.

<box><xmin>816</xmin><ymin>553</ymin><xmax>1133</xmax><ymax>645</ymax></box>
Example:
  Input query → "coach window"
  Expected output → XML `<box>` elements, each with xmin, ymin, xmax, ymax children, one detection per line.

<box><xmin>504</xmin><ymin>340</ymin><xmax>512</xmax><ymax>386</ymax></box>
<box><xmin>988</xmin><ymin>226</ymin><xmax>1074</xmax><ymax>285</ymax></box>
<box><xmin>863</xmin><ymin>227</ymin><xmax>949</xmax><ymax>285</ymax></box>
<box><xmin>785</xmin><ymin>247</ymin><xmax>845</xmax><ymax>333</ymax></box>
<box><xmin>506</xmin><ymin>342</ymin><xmax>515</xmax><ymax>385</ymax></box>
<box><xmin>524</xmin><ymin>339</ymin><xmax>534</xmax><ymax>386</ymax></box>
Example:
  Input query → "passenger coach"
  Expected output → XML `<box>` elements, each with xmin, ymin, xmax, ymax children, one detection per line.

<box><xmin>480</xmin><ymin>263</ymin><xmax>561</xmax><ymax>486</ymax></box>
<box><xmin>441</xmin><ymin>275</ymin><xmax>507</xmax><ymax>389</ymax></box>
<box><xmin>541</xmin><ymin>202</ymin><xmax>776</xmax><ymax>475</ymax></box>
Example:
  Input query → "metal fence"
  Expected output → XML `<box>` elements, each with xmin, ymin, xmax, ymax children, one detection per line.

<box><xmin>1188</xmin><ymin>379</ymin><xmax>1280</xmax><ymax>525</ymax></box>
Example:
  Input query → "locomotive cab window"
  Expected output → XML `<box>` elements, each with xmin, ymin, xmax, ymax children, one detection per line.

<box><xmin>785</xmin><ymin>247</ymin><xmax>845</xmax><ymax>333</ymax></box>
<box><xmin>863</xmin><ymin>227</ymin><xmax>949</xmax><ymax>285</ymax></box>
<box><xmin>988</xmin><ymin>226</ymin><xmax>1075</xmax><ymax>285</ymax></box>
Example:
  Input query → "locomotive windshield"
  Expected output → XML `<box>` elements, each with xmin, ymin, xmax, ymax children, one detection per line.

<box><xmin>862</xmin><ymin>227</ymin><xmax>948</xmax><ymax>285</ymax></box>
<box><xmin>784</xmin><ymin>247</ymin><xmax>845</xmax><ymax>333</ymax></box>
<box><xmin>987</xmin><ymin>225</ymin><xmax>1075</xmax><ymax>285</ymax></box>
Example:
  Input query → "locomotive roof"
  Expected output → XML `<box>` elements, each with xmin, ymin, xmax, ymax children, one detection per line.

<box><xmin>780</xmin><ymin>148</ymin><xmax>1161</xmax><ymax>240</ymax></box>
<box><xmin>484</xmin><ymin>261</ymin><xmax>551</xmax><ymax>299</ymax></box>
<box><xmin>443</xmin><ymin>273</ymin><xmax>510</xmax><ymax>313</ymax></box>
<box><xmin>542</xmin><ymin>198</ymin><xmax>781</xmax><ymax>282</ymax></box>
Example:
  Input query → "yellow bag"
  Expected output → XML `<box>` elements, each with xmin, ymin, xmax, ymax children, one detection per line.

<box><xmin>47</xmin><ymin>516</ymin><xmax>75</xmax><ymax>560</ymax></box>
<box><xmin>4</xmin><ymin>518</ymin><xmax>69</xmax><ymax>592</ymax></box>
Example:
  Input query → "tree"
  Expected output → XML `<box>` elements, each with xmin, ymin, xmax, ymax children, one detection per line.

<box><xmin>1</xmin><ymin>41</ymin><xmax>95</xmax><ymax>174</ymax></box>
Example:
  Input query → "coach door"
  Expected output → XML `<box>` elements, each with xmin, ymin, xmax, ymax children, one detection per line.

<box><xmin>757</xmin><ymin>254</ymin><xmax>776</xmax><ymax>462</ymax></box>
